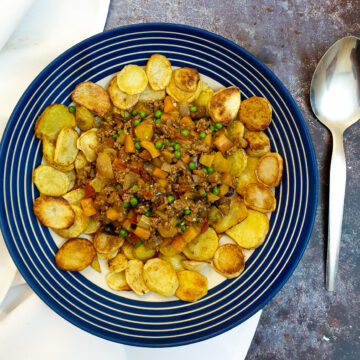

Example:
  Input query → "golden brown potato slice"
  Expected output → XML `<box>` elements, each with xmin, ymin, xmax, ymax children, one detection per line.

<box><xmin>143</xmin><ymin>258</ymin><xmax>179</xmax><ymax>296</ymax></box>
<box><xmin>145</xmin><ymin>54</ymin><xmax>172</xmax><ymax>91</ymax></box>
<box><xmin>125</xmin><ymin>259</ymin><xmax>149</xmax><ymax>295</ymax></box>
<box><xmin>176</xmin><ymin>270</ymin><xmax>208</xmax><ymax>302</ymax></box>
<box><xmin>108</xmin><ymin>76</ymin><xmax>140</xmax><ymax>109</ymax></box>
<box><xmin>33</xmin><ymin>195</ymin><xmax>75</xmax><ymax>229</ymax></box>
<box><xmin>55</xmin><ymin>205</ymin><xmax>89</xmax><ymax>238</ymax></box>
<box><xmin>50</xmin><ymin>163</ymin><xmax>75</xmax><ymax>172</ymax></box>
<box><xmin>255</xmin><ymin>152</ymin><xmax>283</xmax><ymax>187</ymax></box>
<box><xmin>139</xmin><ymin>84</ymin><xmax>166</xmax><ymax>101</ymax></box>
<box><xmin>133</xmin><ymin>244</ymin><xmax>156</xmax><ymax>261</ymax></box>
<box><xmin>83</xmin><ymin>218</ymin><xmax>101</xmax><ymax>234</ymax></box>
<box><xmin>75</xmin><ymin>151</ymin><xmax>88</xmax><ymax>170</ymax></box>
<box><xmin>208</xmin><ymin>86</ymin><xmax>241</xmax><ymax>124</ymax></box>
<box><xmin>159</xmin><ymin>244</ymin><xmax>180</xmax><ymax>257</ymax></box>
<box><xmin>90</xmin><ymin>255</ymin><xmax>101</xmax><ymax>273</ymax></box>
<box><xmin>227</xmin><ymin>120</ymin><xmax>245</xmax><ymax>141</ymax></box>
<box><xmin>195</xmin><ymin>85</ymin><xmax>214</xmax><ymax>111</ymax></box>
<box><xmin>212</xmin><ymin>244</ymin><xmax>245</xmax><ymax>279</ymax></box>
<box><xmin>106</xmin><ymin>271</ymin><xmax>130</xmax><ymax>291</ymax></box>
<box><xmin>226</xmin><ymin>209</ymin><xmax>269</xmax><ymax>249</ymax></box>
<box><xmin>174</xmin><ymin>67</ymin><xmax>200</xmax><ymax>92</ymax></box>
<box><xmin>117</xmin><ymin>64</ymin><xmax>148</xmax><ymax>95</ymax></box>
<box><xmin>97</xmin><ymin>249</ymin><xmax>118</xmax><ymax>260</ymax></box>
<box><xmin>33</xmin><ymin>165</ymin><xmax>70</xmax><ymax>196</ymax></box>
<box><xmin>55</xmin><ymin>238</ymin><xmax>95</xmax><ymax>271</ymax></box>
<box><xmin>62</xmin><ymin>188</ymin><xmax>85</xmax><ymax>205</ymax></box>
<box><xmin>166</xmin><ymin>75</ymin><xmax>202</xmax><ymax>103</ymax></box>
<box><xmin>35</xmin><ymin>104</ymin><xmax>75</xmax><ymax>141</ymax></box>
<box><xmin>239</xmin><ymin>96</ymin><xmax>272</xmax><ymax>131</ymax></box>
<box><xmin>72</xmin><ymin>81</ymin><xmax>111</xmax><ymax>117</ymax></box>
<box><xmin>159</xmin><ymin>253</ymin><xmax>186</xmax><ymax>272</ymax></box>
<box><xmin>228</xmin><ymin>148</ymin><xmax>247</xmax><ymax>177</ymax></box>
<box><xmin>93</xmin><ymin>232</ymin><xmax>124</xmax><ymax>255</ymax></box>
<box><xmin>243</xmin><ymin>183</ymin><xmax>276</xmax><ymax>213</ymax></box>
<box><xmin>181</xmin><ymin>260</ymin><xmax>209</xmax><ymax>272</ymax></box>
<box><xmin>77</xmin><ymin>129</ymin><xmax>98</xmax><ymax>162</ymax></box>
<box><xmin>244</xmin><ymin>131</ymin><xmax>271</xmax><ymax>157</ymax></box>
<box><xmin>75</xmin><ymin>105</ymin><xmax>96</xmax><ymax>131</ymax></box>
<box><xmin>66</xmin><ymin>170</ymin><xmax>76</xmax><ymax>191</ymax></box>
<box><xmin>235</xmin><ymin>157</ymin><xmax>259</xmax><ymax>196</ymax></box>
<box><xmin>108</xmin><ymin>253</ymin><xmax>128</xmax><ymax>272</ymax></box>
<box><xmin>213</xmin><ymin>196</ymin><xmax>248</xmax><ymax>233</ymax></box>
<box><xmin>53</xmin><ymin>128</ymin><xmax>79</xmax><ymax>166</ymax></box>
<box><xmin>183</xmin><ymin>228</ymin><xmax>218</xmax><ymax>261</ymax></box>
<box><xmin>121</xmin><ymin>242</ymin><xmax>136</xmax><ymax>260</ymax></box>
<box><xmin>42</xmin><ymin>138</ymin><xmax>56</xmax><ymax>163</ymax></box>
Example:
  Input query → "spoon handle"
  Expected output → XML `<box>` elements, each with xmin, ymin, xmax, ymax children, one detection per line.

<box><xmin>327</xmin><ymin>130</ymin><xmax>346</xmax><ymax>291</ymax></box>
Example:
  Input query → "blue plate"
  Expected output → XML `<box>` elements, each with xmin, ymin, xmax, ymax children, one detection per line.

<box><xmin>0</xmin><ymin>24</ymin><xmax>318</xmax><ymax>347</ymax></box>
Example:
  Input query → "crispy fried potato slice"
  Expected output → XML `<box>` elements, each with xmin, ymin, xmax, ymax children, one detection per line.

<box><xmin>244</xmin><ymin>131</ymin><xmax>271</xmax><ymax>157</ymax></box>
<box><xmin>55</xmin><ymin>238</ymin><xmax>95</xmax><ymax>272</ymax></box>
<box><xmin>181</xmin><ymin>260</ymin><xmax>209</xmax><ymax>272</ymax></box>
<box><xmin>133</xmin><ymin>244</ymin><xmax>156</xmax><ymax>261</ymax></box>
<box><xmin>145</xmin><ymin>54</ymin><xmax>172</xmax><ymax>91</ymax></box>
<box><xmin>55</xmin><ymin>205</ymin><xmax>88</xmax><ymax>238</ymax></box>
<box><xmin>77</xmin><ymin>128</ymin><xmax>98</xmax><ymax>162</ymax></box>
<box><xmin>33</xmin><ymin>165</ymin><xmax>70</xmax><ymax>196</ymax></box>
<box><xmin>174</xmin><ymin>67</ymin><xmax>200</xmax><ymax>92</ymax></box>
<box><xmin>183</xmin><ymin>228</ymin><xmax>218</xmax><ymax>261</ymax></box>
<box><xmin>235</xmin><ymin>157</ymin><xmax>259</xmax><ymax>196</ymax></box>
<box><xmin>208</xmin><ymin>86</ymin><xmax>241</xmax><ymax>124</ymax></box>
<box><xmin>97</xmin><ymin>249</ymin><xmax>118</xmax><ymax>260</ymax></box>
<box><xmin>159</xmin><ymin>253</ymin><xmax>186</xmax><ymax>272</ymax></box>
<box><xmin>143</xmin><ymin>258</ymin><xmax>179</xmax><ymax>296</ymax></box>
<box><xmin>159</xmin><ymin>244</ymin><xmax>180</xmax><ymax>257</ymax></box>
<box><xmin>176</xmin><ymin>270</ymin><xmax>208</xmax><ymax>302</ymax></box>
<box><xmin>117</xmin><ymin>65</ymin><xmax>148</xmax><ymax>95</ymax></box>
<box><xmin>72</xmin><ymin>81</ymin><xmax>111</xmax><ymax>117</ymax></box>
<box><xmin>42</xmin><ymin>138</ymin><xmax>55</xmax><ymax>163</ymax></box>
<box><xmin>121</xmin><ymin>242</ymin><xmax>136</xmax><ymax>260</ymax></box>
<box><xmin>62</xmin><ymin>188</ymin><xmax>85</xmax><ymax>205</ymax></box>
<box><xmin>93</xmin><ymin>232</ymin><xmax>124</xmax><ymax>255</ymax></box>
<box><xmin>195</xmin><ymin>85</ymin><xmax>214</xmax><ymax>110</ymax></box>
<box><xmin>66</xmin><ymin>170</ymin><xmax>76</xmax><ymax>191</ymax></box>
<box><xmin>213</xmin><ymin>196</ymin><xmax>248</xmax><ymax>233</ymax></box>
<box><xmin>244</xmin><ymin>183</ymin><xmax>276</xmax><ymax>213</ymax></box>
<box><xmin>35</xmin><ymin>104</ymin><xmax>75</xmax><ymax>141</ymax></box>
<box><xmin>84</xmin><ymin>218</ymin><xmax>101</xmax><ymax>234</ymax></box>
<box><xmin>226</xmin><ymin>209</ymin><xmax>269</xmax><ymax>249</ymax></box>
<box><xmin>125</xmin><ymin>259</ymin><xmax>149</xmax><ymax>295</ymax></box>
<box><xmin>227</xmin><ymin>120</ymin><xmax>245</xmax><ymax>141</ymax></box>
<box><xmin>212</xmin><ymin>244</ymin><xmax>245</xmax><ymax>279</ymax></box>
<box><xmin>139</xmin><ymin>84</ymin><xmax>166</xmax><ymax>101</ymax></box>
<box><xmin>108</xmin><ymin>76</ymin><xmax>140</xmax><ymax>109</ymax></box>
<box><xmin>33</xmin><ymin>195</ymin><xmax>75</xmax><ymax>229</ymax></box>
<box><xmin>228</xmin><ymin>148</ymin><xmax>248</xmax><ymax>177</ymax></box>
<box><xmin>166</xmin><ymin>75</ymin><xmax>202</xmax><ymax>103</ymax></box>
<box><xmin>256</xmin><ymin>152</ymin><xmax>283</xmax><ymax>187</ymax></box>
<box><xmin>75</xmin><ymin>151</ymin><xmax>88</xmax><ymax>170</ymax></box>
<box><xmin>106</xmin><ymin>271</ymin><xmax>130</xmax><ymax>291</ymax></box>
<box><xmin>239</xmin><ymin>96</ymin><xmax>272</xmax><ymax>131</ymax></box>
<box><xmin>75</xmin><ymin>105</ymin><xmax>96</xmax><ymax>131</ymax></box>
<box><xmin>50</xmin><ymin>162</ymin><xmax>74</xmax><ymax>173</ymax></box>
<box><xmin>53</xmin><ymin>128</ymin><xmax>79</xmax><ymax>166</ymax></box>
<box><xmin>91</xmin><ymin>255</ymin><xmax>101</xmax><ymax>273</ymax></box>
<box><xmin>108</xmin><ymin>253</ymin><xmax>128</xmax><ymax>272</ymax></box>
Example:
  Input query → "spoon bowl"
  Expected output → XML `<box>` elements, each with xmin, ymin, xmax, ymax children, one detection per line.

<box><xmin>310</xmin><ymin>36</ymin><xmax>360</xmax><ymax>291</ymax></box>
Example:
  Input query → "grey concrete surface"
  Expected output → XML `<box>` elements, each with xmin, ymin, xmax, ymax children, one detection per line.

<box><xmin>105</xmin><ymin>1</ymin><xmax>360</xmax><ymax>359</ymax></box>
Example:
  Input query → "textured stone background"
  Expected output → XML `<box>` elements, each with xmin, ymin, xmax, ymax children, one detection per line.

<box><xmin>106</xmin><ymin>1</ymin><xmax>360</xmax><ymax>359</ymax></box>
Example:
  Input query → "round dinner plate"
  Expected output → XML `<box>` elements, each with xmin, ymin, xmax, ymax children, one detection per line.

<box><xmin>0</xmin><ymin>24</ymin><xmax>318</xmax><ymax>347</ymax></box>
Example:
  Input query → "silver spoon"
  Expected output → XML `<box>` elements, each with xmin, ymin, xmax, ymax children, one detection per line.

<box><xmin>310</xmin><ymin>36</ymin><xmax>360</xmax><ymax>291</ymax></box>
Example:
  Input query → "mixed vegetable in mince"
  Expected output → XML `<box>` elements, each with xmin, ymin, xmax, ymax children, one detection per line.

<box><xmin>32</xmin><ymin>54</ymin><xmax>284</xmax><ymax>302</ymax></box>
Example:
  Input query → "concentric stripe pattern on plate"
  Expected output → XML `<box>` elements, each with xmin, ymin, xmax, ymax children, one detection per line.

<box><xmin>0</xmin><ymin>24</ymin><xmax>317</xmax><ymax>347</ymax></box>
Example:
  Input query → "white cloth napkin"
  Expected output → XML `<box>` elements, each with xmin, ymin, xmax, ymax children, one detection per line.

<box><xmin>0</xmin><ymin>1</ymin><xmax>262</xmax><ymax>358</ymax></box>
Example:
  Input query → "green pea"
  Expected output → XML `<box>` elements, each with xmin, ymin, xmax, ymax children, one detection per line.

<box><xmin>199</xmin><ymin>132</ymin><xmax>206</xmax><ymax>139</ymax></box>
<box><xmin>170</xmin><ymin>142</ymin><xmax>176</xmax><ymax>147</ymax></box>
<box><xmin>212</xmin><ymin>187</ymin><xmax>220</xmax><ymax>195</ymax></box>
<box><xmin>117</xmin><ymin>129</ymin><xmax>123</xmax><ymax>135</ymax></box>
<box><xmin>113</xmin><ymin>134</ymin><xmax>118</xmax><ymax>139</ymax></box>
<box><xmin>155</xmin><ymin>119</ymin><xmax>162</xmax><ymax>125</ymax></box>
<box><xmin>215</xmin><ymin>123</ymin><xmax>223</xmax><ymax>130</ymax></box>
<box><xmin>211</xmin><ymin>215</ymin><xmax>217</xmax><ymax>221</ymax></box>
<box><xmin>176</xmin><ymin>219</ymin><xmax>181</xmax><ymax>225</ymax></box>
<box><xmin>120</xmin><ymin>229</ymin><xmax>128</xmax><ymax>237</ymax></box>
<box><xmin>180</xmin><ymin>225</ymin><xmax>187</xmax><ymax>232</ymax></box>
<box><xmin>209</xmin><ymin>125</ymin><xmax>215</xmax><ymax>131</ymax></box>
<box><xmin>135</xmin><ymin>137</ymin><xmax>140</xmax><ymax>142</ymax></box>
<box><xmin>184</xmin><ymin>209</ymin><xmax>191</xmax><ymax>215</ymax></box>
<box><xmin>144</xmin><ymin>210</ymin><xmax>151</xmax><ymax>217</ymax></box>
<box><xmin>174</xmin><ymin>143</ymin><xmax>181</xmax><ymax>150</ymax></box>
<box><xmin>202</xmin><ymin>191</ymin><xmax>207</xmax><ymax>197</ymax></box>
<box><xmin>207</xmin><ymin>167</ymin><xmax>214</xmax><ymax>174</ymax></box>
<box><xmin>134</xmin><ymin>240</ymin><xmax>143</xmax><ymax>248</ymax></box>
<box><xmin>155</xmin><ymin>110</ymin><xmax>162</xmax><ymax>118</ymax></box>
<box><xmin>132</xmin><ymin>185</ymin><xmax>139</xmax><ymax>191</ymax></box>
<box><xmin>174</xmin><ymin>150</ymin><xmax>181</xmax><ymax>159</ymax></box>
<box><xmin>155</xmin><ymin>141</ymin><xmax>163</xmax><ymax>149</ymax></box>
<box><xmin>130</xmin><ymin>197</ymin><xmax>138</xmax><ymax>206</ymax></box>
<box><xmin>188</xmin><ymin>162</ymin><xmax>196</xmax><ymax>170</ymax></box>
<box><xmin>181</xmin><ymin>129</ymin><xmax>189</xmax><ymax>136</ymax></box>
<box><xmin>164</xmin><ymin>139</ymin><xmax>170</xmax><ymax>146</ymax></box>
<box><xmin>203</xmin><ymin>168</ymin><xmax>208</xmax><ymax>174</ymax></box>
<box><xmin>123</xmin><ymin>202</ymin><xmax>130</xmax><ymax>208</ymax></box>
<box><xmin>190</xmin><ymin>106</ymin><xmax>197</xmax><ymax>112</ymax></box>
<box><xmin>134</xmin><ymin>119</ymin><xmax>141</xmax><ymax>127</ymax></box>
<box><xmin>135</xmin><ymin>142</ymin><xmax>141</xmax><ymax>150</ymax></box>
<box><xmin>167</xmin><ymin>195</ymin><xmax>175</xmax><ymax>204</ymax></box>
<box><xmin>140</xmin><ymin>111</ymin><xmax>147</xmax><ymax>118</ymax></box>
<box><xmin>132</xmin><ymin>110</ymin><xmax>138</xmax><ymax>116</ymax></box>
<box><xmin>68</xmin><ymin>105</ymin><xmax>76</xmax><ymax>113</ymax></box>
<box><xmin>116</xmin><ymin>184</ymin><xmax>121</xmax><ymax>190</ymax></box>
